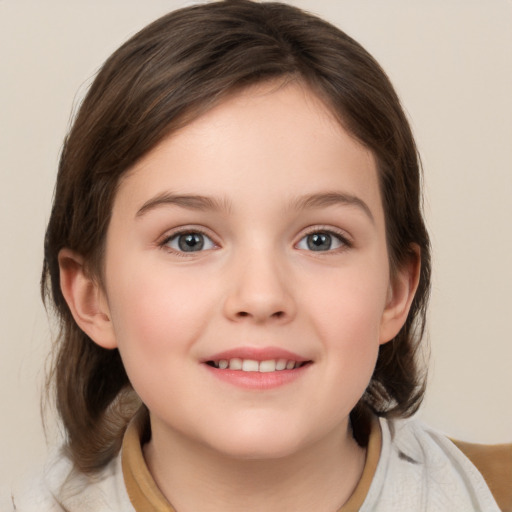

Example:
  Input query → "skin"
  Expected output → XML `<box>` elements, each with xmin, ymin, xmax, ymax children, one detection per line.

<box><xmin>60</xmin><ymin>81</ymin><xmax>419</xmax><ymax>511</ymax></box>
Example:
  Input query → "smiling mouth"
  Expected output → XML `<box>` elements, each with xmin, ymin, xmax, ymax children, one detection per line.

<box><xmin>206</xmin><ymin>358</ymin><xmax>310</xmax><ymax>372</ymax></box>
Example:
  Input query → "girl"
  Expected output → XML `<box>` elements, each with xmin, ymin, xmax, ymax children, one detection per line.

<box><xmin>9</xmin><ymin>1</ymin><xmax>507</xmax><ymax>510</ymax></box>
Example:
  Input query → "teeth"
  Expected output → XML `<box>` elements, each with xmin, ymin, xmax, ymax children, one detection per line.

<box><xmin>276</xmin><ymin>358</ymin><xmax>287</xmax><ymax>371</ymax></box>
<box><xmin>229</xmin><ymin>358</ymin><xmax>243</xmax><ymax>370</ymax></box>
<box><xmin>211</xmin><ymin>358</ymin><xmax>304</xmax><ymax>372</ymax></box>
<box><xmin>242</xmin><ymin>359</ymin><xmax>259</xmax><ymax>372</ymax></box>
<box><xmin>259</xmin><ymin>360</ymin><xmax>276</xmax><ymax>373</ymax></box>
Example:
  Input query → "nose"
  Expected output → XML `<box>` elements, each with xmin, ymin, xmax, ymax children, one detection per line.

<box><xmin>222</xmin><ymin>250</ymin><xmax>296</xmax><ymax>324</ymax></box>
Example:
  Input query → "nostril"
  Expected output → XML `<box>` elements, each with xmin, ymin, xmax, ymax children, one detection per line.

<box><xmin>235</xmin><ymin>310</ymin><xmax>285</xmax><ymax>319</ymax></box>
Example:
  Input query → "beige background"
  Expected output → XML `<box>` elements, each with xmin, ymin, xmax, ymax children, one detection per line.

<box><xmin>1</xmin><ymin>0</ymin><xmax>511</xmax><ymax>486</ymax></box>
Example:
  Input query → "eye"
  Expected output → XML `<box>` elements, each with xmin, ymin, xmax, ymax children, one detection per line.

<box><xmin>164</xmin><ymin>231</ymin><xmax>216</xmax><ymax>253</ymax></box>
<box><xmin>296</xmin><ymin>231</ymin><xmax>348</xmax><ymax>252</ymax></box>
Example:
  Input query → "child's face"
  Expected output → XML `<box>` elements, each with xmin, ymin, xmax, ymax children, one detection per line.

<box><xmin>95</xmin><ymin>82</ymin><xmax>413</xmax><ymax>459</ymax></box>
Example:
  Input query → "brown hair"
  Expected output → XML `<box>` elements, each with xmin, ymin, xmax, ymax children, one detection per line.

<box><xmin>43</xmin><ymin>0</ymin><xmax>431</xmax><ymax>472</ymax></box>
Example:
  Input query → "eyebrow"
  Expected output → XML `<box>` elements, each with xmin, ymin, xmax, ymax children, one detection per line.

<box><xmin>136</xmin><ymin>192</ymin><xmax>231</xmax><ymax>218</ymax></box>
<box><xmin>135</xmin><ymin>190</ymin><xmax>374</xmax><ymax>223</ymax></box>
<box><xmin>292</xmin><ymin>192</ymin><xmax>375</xmax><ymax>223</ymax></box>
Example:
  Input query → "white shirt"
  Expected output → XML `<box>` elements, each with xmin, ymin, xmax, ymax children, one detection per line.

<box><xmin>6</xmin><ymin>416</ymin><xmax>500</xmax><ymax>511</ymax></box>
<box><xmin>359</xmin><ymin>418</ymin><xmax>500</xmax><ymax>511</ymax></box>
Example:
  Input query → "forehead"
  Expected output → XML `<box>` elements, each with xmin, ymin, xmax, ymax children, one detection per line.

<box><xmin>114</xmin><ymin>81</ymin><xmax>382</xmax><ymax>223</ymax></box>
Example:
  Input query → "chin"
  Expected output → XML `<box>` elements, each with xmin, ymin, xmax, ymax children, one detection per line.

<box><xmin>201</xmin><ymin>421</ymin><xmax>311</xmax><ymax>461</ymax></box>
<box><xmin>213</xmin><ymin>437</ymin><xmax>303</xmax><ymax>461</ymax></box>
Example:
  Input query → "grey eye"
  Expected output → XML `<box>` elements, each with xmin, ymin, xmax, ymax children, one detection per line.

<box><xmin>166</xmin><ymin>232</ymin><xmax>215</xmax><ymax>252</ymax></box>
<box><xmin>297</xmin><ymin>232</ymin><xmax>345</xmax><ymax>252</ymax></box>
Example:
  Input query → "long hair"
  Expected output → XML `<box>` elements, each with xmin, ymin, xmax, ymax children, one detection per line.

<box><xmin>43</xmin><ymin>0</ymin><xmax>430</xmax><ymax>472</ymax></box>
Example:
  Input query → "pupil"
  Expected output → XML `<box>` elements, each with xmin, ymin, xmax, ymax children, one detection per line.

<box><xmin>179</xmin><ymin>233</ymin><xmax>204</xmax><ymax>252</ymax></box>
<box><xmin>308</xmin><ymin>233</ymin><xmax>331</xmax><ymax>251</ymax></box>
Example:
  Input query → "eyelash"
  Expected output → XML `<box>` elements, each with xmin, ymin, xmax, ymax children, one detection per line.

<box><xmin>296</xmin><ymin>227</ymin><xmax>352</xmax><ymax>253</ymax></box>
<box><xmin>159</xmin><ymin>228</ymin><xmax>218</xmax><ymax>256</ymax></box>
<box><xmin>158</xmin><ymin>226</ymin><xmax>352</xmax><ymax>256</ymax></box>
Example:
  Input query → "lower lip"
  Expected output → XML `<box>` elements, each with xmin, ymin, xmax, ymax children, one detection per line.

<box><xmin>203</xmin><ymin>364</ymin><xmax>311</xmax><ymax>390</ymax></box>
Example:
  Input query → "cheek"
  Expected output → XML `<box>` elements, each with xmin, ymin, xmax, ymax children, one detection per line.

<box><xmin>305</xmin><ymin>260</ymin><xmax>389</xmax><ymax>339</ymax></box>
<box><xmin>104</xmin><ymin>265</ymin><xmax>216</xmax><ymax>411</ymax></box>
<box><xmin>105</xmin><ymin>261</ymin><xmax>216</xmax><ymax>364</ymax></box>
<box><xmin>302</xmin><ymin>262</ymin><xmax>388</xmax><ymax>391</ymax></box>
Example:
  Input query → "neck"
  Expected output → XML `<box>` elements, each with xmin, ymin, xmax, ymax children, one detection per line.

<box><xmin>143</xmin><ymin>418</ymin><xmax>366</xmax><ymax>512</ymax></box>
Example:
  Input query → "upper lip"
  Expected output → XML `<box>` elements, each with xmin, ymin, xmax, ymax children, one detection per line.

<box><xmin>203</xmin><ymin>346</ymin><xmax>310</xmax><ymax>363</ymax></box>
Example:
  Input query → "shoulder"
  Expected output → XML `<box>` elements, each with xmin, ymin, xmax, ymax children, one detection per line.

<box><xmin>9</xmin><ymin>448</ymin><xmax>135</xmax><ymax>512</ymax></box>
<box><xmin>451</xmin><ymin>437</ymin><xmax>512</xmax><ymax>512</ymax></box>
<box><xmin>361</xmin><ymin>417</ymin><xmax>502</xmax><ymax>512</ymax></box>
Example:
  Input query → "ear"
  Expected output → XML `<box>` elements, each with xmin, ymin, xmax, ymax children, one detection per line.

<box><xmin>58</xmin><ymin>248</ymin><xmax>118</xmax><ymax>349</ymax></box>
<box><xmin>379</xmin><ymin>244</ymin><xmax>421</xmax><ymax>344</ymax></box>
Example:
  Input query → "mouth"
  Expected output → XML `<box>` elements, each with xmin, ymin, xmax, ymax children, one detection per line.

<box><xmin>206</xmin><ymin>358</ymin><xmax>310</xmax><ymax>372</ymax></box>
<box><xmin>202</xmin><ymin>348</ymin><xmax>312</xmax><ymax>389</ymax></box>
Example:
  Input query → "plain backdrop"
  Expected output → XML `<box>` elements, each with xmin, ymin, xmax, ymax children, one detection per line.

<box><xmin>1</xmin><ymin>0</ymin><xmax>511</xmax><ymax>486</ymax></box>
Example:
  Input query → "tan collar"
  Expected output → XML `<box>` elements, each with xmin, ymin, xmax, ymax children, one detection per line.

<box><xmin>121</xmin><ymin>409</ymin><xmax>382</xmax><ymax>511</ymax></box>
<box><xmin>338</xmin><ymin>414</ymin><xmax>382</xmax><ymax>512</ymax></box>
<box><xmin>122</xmin><ymin>408</ymin><xmax>175</xmax><ymax>511</ymax></box>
